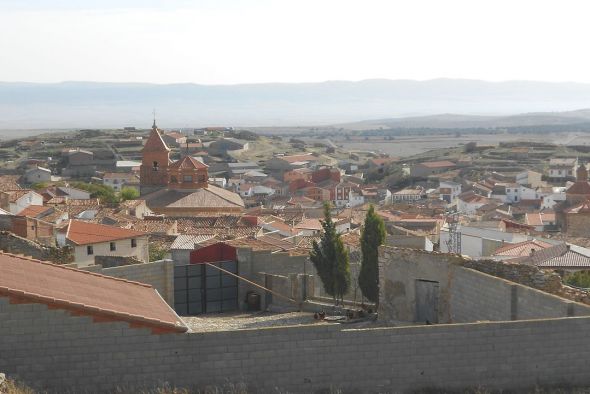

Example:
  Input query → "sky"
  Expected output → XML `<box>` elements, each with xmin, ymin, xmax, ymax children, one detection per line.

<box><xmin>2</xmin><ymin>0</ymin><xmax>590</xmax><ymax>85</ymax></box>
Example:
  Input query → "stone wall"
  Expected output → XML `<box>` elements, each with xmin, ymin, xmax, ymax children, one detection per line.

<box><xmin>5</xmin><ymin>296</ymin><xmax>590</xmax><ymax>393</ymax></box>
<box><xmin>0</xmin><ymin>231</ymin><xmax>73</xmax><ymax>264</ymax></box>
<box><xmin>94</xmin><ymin>255</ymin><xmax>144</xmax><ymax>268</ymax></box>
<box><xmin>462</xmin><ymin>258</ymin><xmax>590</xmax><ymax>304</ymax></box>
<box><xmin>80</xmin><ymin>260</ymin><xmax>174</xmax><ymax>306</ymax></box>
<box><xmin>378</xmin><ymin>247</ymin><xmax>590</xmax><ymax>323</ymax></box>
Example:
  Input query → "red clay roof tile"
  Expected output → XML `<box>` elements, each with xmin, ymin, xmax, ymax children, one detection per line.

<box><xmin>0</xmin><ymin>252</ymin><xmax>186</xmax><ymax>333</ymax></box>
<box><xmin>66</xmin><ymin>219</ymin><xmax>146</xmax><ymax>245</ymax></box>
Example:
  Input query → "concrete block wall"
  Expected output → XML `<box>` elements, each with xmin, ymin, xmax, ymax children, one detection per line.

<box><xmin>238</xmin><ymin>249</ymin><xmax>311</xmax><ymax>277</ymax></box>
<box><xmin>451</xmin><ymin>267</ymin><xmax>513</xmax><ymax>322</ymax></box>
<box><xmin>263</xmin><ymin>273</ymin><xmax>314</xmax><ymax>310</ymax></box>
<box><xmin>80</xmin><ymin>260</ymin><xmax>174</xmax><ymax>306</ymax></box>
<box><xmin>6</xmin><ymin>296</ymin><xmax>590</xmax><ymax>393</ymax></box>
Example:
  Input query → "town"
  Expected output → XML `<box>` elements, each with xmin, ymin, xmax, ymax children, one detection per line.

<box><xmin>4</xmin><ymin>1</ymin><xmax>590</xmax><ymax>392</ymax></box>
<box><xmin>2</xmin><ymin>116</ymin><xmax>590</xmax><ymax>392</ymax></box>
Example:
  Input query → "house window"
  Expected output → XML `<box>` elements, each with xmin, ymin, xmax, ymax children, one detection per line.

<box><xmin>153</xmin><ymin>161</ymin><xmax>159</xmax><ymax>171</ymax></box>
<box><xmin>183</xmin><ymin>175</ymin><xmax>192</xmax><ymax>183</ymax></box>
<box><xmin>131</xmin><ymin>238</ymin><xmax>137</xmax><ymax>248</ymax></box>
<box><xmin>87</xmin><ymin>245</ymin><xmax>94</xmax><ymax>255</ymax></box>
<box><xmin>110</xmin><ymin>242</ymin><xmax>116</xmax><ymax>251</ymax></box>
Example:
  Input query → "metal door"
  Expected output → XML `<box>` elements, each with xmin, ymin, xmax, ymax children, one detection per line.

<box><xmin>174</xmin><ymin>261</ymin><xmax>238</xmax><ymax>315</ymax></box>
<box><xmin>415</xmin><ymin>279</ymin><xmax>439</xmax><ymax>324</ymax></box>
<box><xmin>204</xmin><ymin>261</ymin><xmax>238</xmax><ymax>313</ymax></box>
<box><xmin>174</xmin><ymin>264</ymin><xmax>203</xmax><ymax>315</ymax></box>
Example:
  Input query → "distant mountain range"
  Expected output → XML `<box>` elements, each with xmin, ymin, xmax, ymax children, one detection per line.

<box><xmin>2</xmin><ymin>79</ymin><xmax>590</xmax><ymax>130</ymax></box>
<box><xmin>336</xmin><ymin>109</ymin><xmax>590</xmax><ymax>130</ymax></box>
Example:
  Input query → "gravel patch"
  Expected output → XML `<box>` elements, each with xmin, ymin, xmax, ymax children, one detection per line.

<box><xmin>182</xmin><ymin>311</ymin><xmax>330</xmax><ymax>332</ymax></box>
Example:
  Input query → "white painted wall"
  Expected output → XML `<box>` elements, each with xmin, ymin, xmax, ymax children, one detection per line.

<box><xmin>441</xmin><ymin>226</ymin><xmax>530</xmax><ymax>257</ymax></box>
<box><xmin>9</xmin><ymin>192</ymin><xmax>44</xmax><ymax>214</ymax></box>
<box><xmin>71</xmin><ymin>236</ymin><xmax>149</xmax><ymax>267</ymax></box>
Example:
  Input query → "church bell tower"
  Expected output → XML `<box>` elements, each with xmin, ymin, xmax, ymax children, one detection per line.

<box><xmin>139</xmin><ymin>118</ymin><xmax>171</xmax><ymax>196</ymax></box>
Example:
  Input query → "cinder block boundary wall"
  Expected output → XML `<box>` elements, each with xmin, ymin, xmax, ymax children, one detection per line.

<box><xmin>80</xmin><ymin>260</ymin><xmax>175</xmax><ymax>306</ymax></box>
<box><xmin>2</xmin><ymin>296</ymin><xmax>590</xmax><ymax>393</ymax></box>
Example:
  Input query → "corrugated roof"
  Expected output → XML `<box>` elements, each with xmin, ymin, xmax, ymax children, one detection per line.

<box><xmin>537</xmin><ymin>247</ymin><xmax>590</xmax><ymax>268</ymax></box>
<box><xmin>0</xmin><ymin>252</ymin><xmax>186</xmax><ymax>333</ymax></box>
<box><xmin>170</xmin><ymin>234</ymin><xmax>216</xmax><ymax>250</ymax></box>
<box><xmin>511</xmin><ymin>243</ymin><xmax>590</xmax><ymax>268</ymax></box>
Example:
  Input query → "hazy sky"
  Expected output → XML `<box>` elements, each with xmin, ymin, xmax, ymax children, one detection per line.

<box><xmin>2</xmin><ymin>0</ymin><xmax>590</xmax><ymax>84</ymax></box>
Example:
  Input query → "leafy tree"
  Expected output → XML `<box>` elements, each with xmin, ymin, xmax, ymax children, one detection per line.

<box><xmin>72</xmin><ymin>182</ymin><xmax>119</xmax><ymax>204</ymax></box>
<box><xmin>30</xmin><ymin>182</ymin><xmax>49</xmax><ymax>191</ymax></box>
<box><xmin>309</xmin><ymin>202</ymin><xmax>351</xmax><ymax>304</ymax></box>
<box><xmin>120</xmin><ymin>187</ymin><xmax>139</xmax><ymax>201</ymax></box>
<box><xmin>565</xmin><ymin>271</ymin><xmax>590</xmax><ymax>288</ymax></box>
<box><xmin>358</xmin><ymin>205</ymin><xmax>387</xmax><ymax>305</ymax></box>
<box><xmin>149</xmin><ymin>243</ymin><xmax>169</xmax><ymax>262</ymax></box>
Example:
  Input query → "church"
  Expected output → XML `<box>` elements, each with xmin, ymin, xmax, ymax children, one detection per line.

<box><xmin>139</xmin><ymin>121</ymin><xmax>244</xmax><ymax>216</ymax></box>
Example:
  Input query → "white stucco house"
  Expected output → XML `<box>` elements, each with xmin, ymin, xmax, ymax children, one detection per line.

<box><xmin>0</xmin><ymin>190</ymin><xmax>44</xmax><ymax>214</ymax></box>
<box><xmin>58</xmin><ymin>220</ymin><xmax>149</xmax><ymax>267</ymax></box>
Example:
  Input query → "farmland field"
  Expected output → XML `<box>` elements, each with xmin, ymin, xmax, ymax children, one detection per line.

<box><xmin>332</xmin><ymin>132</ymin><xmax>582</xmax><ymax>157</ymax></box>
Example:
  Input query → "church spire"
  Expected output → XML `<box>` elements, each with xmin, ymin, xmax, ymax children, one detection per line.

<box><xmin>152</xmin><ymin>109</ymin><xmax>157</xmax><ymax>130</ymax></box>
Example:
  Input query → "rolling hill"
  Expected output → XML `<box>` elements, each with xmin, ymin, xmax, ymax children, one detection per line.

<box><xmin>2</xmin><ymin>79</ymin><xmax>590</xmax><ymax>130</ymax></box>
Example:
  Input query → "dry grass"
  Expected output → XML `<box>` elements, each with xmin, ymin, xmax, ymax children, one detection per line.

<box><xmin>3</xmin><ymin>376</ymin><xmax>590</xmax><ymax>394</ymax></box>
<box><xmin>0</xmin><ymin>377</ymin><xmax>36</xmax><ymax>394</ymax></box>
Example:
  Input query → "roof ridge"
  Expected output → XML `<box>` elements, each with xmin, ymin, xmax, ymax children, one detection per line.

<box><xmin>205</xmin><ymin>184</ymin><xmax>244</xmax><ymax>205</ymax></box>
<box><xmin>0</xmin><ymin>251</ymin><xmax>152</xmax><ymax>288</ymax></box>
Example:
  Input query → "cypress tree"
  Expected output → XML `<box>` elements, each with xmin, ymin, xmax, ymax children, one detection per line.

<box><xmin>358</xmin><ymin>205</ymin><xmax>386</xmax><ymax>305</ymax></box>
<box><xmin>310</xmin><ymin>202</ymin><xmax>351</xmax><ymax>304</ymax></box>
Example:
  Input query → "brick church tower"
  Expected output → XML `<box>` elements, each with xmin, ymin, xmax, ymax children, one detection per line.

<box><xmin>140</xmin><ymin>120</ymin><xmax>171</xmax><ymax>196</ymax></box>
